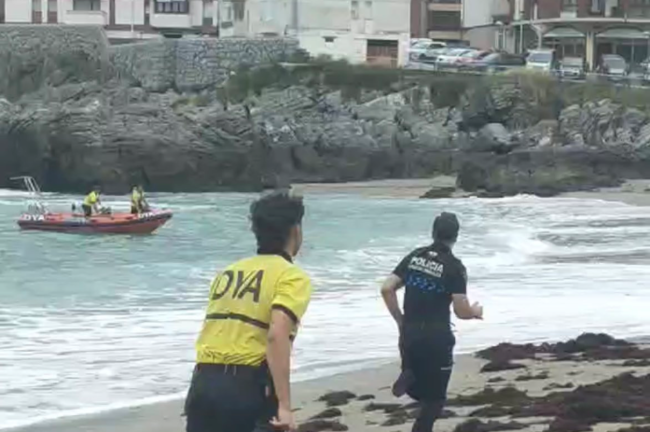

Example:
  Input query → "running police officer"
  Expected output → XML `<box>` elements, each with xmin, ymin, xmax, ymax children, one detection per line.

<box><xmin>380</xmin><ymin>212</ymin><xmax>483</xmax><ymax>432</ymax></box>
<box><xmin>185</xmin><ymin>189</ymin><xmax>312</xmax><ymax>432</ymax></box>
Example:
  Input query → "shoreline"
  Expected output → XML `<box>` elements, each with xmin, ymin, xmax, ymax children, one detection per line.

<box><xmin>297</xmin><ymin>177</ymin><xmax>650</xmax><ymax>207</ymax></box>
<box><xmin>11</xmin><ymin>334</ymin><xmax>650</xmax><ymax>432</ymax></box>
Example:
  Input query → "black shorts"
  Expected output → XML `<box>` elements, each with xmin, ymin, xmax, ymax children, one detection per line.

<box><xmin>399</xmin><ymin>326</ymin><xmax>455</xmax><ymax>402</ymax></box>
<box><xmin>184</xmin><ymin>363</ymin><xmax>277</xmax><ymax>432</ymax></box>
<box><xmin>82</xmin><ymin>204</ymin><xmax>92</xmax><ymax>217</ymax></box>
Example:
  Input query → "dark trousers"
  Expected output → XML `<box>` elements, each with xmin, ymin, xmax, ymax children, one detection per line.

<box><xmin>399</xmin><ymin>325</ymin><xmax>455</xmax><ymax>432</ymax></box>
<box><xmin>185</xmin><ymin>363</ymin><xmax>276</xmax><ymax>432</ymax></box>
<box><xmin>82</xmin><ymin>204</ymin><xmax>92</xmax><ymax>217</ymax></box>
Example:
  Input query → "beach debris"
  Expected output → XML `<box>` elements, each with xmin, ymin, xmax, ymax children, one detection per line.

<box><xmin>317</xmin><ymin>391</ymin><xmax>357</xmax><ymax>407</ymax></box>
<box><xmin>476</xmin><ymin>333</ymin><xmax>650</xmax><ymax>364</ymax></box>
<box><xmin>310</xmin><ymin>408</ymin><xmax>343</xmax><ymax>419</ymax></box>
<box><xmin>363</xmin><ymin>402</ymin><xmax>403</xmax><ymax>413</ymax></box>
<box><xmin>298</xmin><ymin>419</ymin><xmax>349</xmax><ymax>432</ymax></box>
<box><xmin>620</xmin><ymin>359</ymin><xmax>650</xmax><ymax>367</ymax></box>
<box><xmin>452</xmin><ymin>371</ymin><xmax>650</xmax><ymax>432</ymax></box>
<box><xmin>488</xmin><ymin>376</ymin><xmax>506</xmax><ymax>383</ymax></box>
<box><xmin>448</xmin><ymin>386</ymin><xmax>528</xmax><ymax>407</ymax></box>
<box><xmin>544</xmin><ymin>382</ymin><xmax>574</xmax><ymax>391</ymax></box>
<box><xmin>381</xmin><ymin>414</ymin><xmax>408</xmax><ymax>426</ymax></box>
<box><xmin>453</xmin><ymin>419</ymin><xmax>527</xmax><ymax>432</ymax></box>
<box><xmin>617</xmin><ymin>427</ymin><xmax>650</xmax><ymax>432</ymax></box>
<box><xmin>515</xmin><ymin>371</ymin><xmax>550</xmax><ymax>381</ymax></box>
<box><xmin>480</xmin><ymin>360</ymin><xmax>527</xmax><ymax>373</ymax></box>
<box><xmin>357</xmin><ymin>394</ymin><xmax>375</xmax><ymax>401</ymax></box>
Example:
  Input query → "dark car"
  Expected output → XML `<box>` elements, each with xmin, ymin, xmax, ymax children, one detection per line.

<box><xmin>559</xmin><ymin>57</ymin><xmax>586</xmax><ymax>80</ymax></box>
<box><xmin>467</xmin><ymin>52</ymin><xmax>526</xmax><ymax>74</ymax></box>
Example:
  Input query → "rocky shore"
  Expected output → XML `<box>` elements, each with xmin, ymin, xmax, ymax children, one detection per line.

<box><xmin>3</xmin><ymin>27</ymin><xmax>650</xmax><ymax>195</ymax></box>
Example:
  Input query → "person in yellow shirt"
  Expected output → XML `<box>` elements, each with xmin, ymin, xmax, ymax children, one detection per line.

<box><xmin>130</xmin><ymin>185</ymin><xmax>148</xmax><ymax>214</ymax></box>
<box><xmin>82</xmin><ymin>185</ymin><xmax>101</xmax><ymax>217</ymax></box>
<box><xmin>185</xmin><ymin>189</ymin><xmax>312</xmax><ymax>432</ymax></box>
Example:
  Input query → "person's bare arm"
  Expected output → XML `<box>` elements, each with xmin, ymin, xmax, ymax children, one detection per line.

<box><xmin>452</xmin><ymin>294</ymin><xmax>483</xmax><ymax>320</ymax></box>
<box><xmin>381</xmin><ymin>274</ymin><xmax>405</xmax><ymax>327</ymax></box>
<box><xmin>266</xmin><ymin>309</ymin><xmax>294</xmax><ymax>412</ymax></box>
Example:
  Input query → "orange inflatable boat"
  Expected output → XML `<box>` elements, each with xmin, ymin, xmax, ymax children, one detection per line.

<box><xmin>17</xmin><ymin>210</ymin><xmax>173</xmax><ymax>234</ymax></box>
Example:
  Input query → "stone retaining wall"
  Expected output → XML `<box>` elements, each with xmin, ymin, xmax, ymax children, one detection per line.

<box><xmin>0</xmin><ymin>25</ymin><xmax>111</xmax><ymax>101</ymax></box>
<box><xmin>110</xmin><ymin>37</ymin><xmax>300</xmax><ymax>92</ymax></box>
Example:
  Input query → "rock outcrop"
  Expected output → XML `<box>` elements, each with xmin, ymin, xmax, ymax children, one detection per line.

<box><xmin>2</xmin><ymin>26</ymin><xmax>650</xmax><ymax>195</ymax></box>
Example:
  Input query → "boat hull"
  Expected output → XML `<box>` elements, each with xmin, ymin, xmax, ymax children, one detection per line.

<box><xmin>17</xmin><ymin>211</ymin><xmax>173</xmax><ymax>234</ymax></box>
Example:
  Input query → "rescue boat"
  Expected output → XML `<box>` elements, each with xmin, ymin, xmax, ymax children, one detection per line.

<box><xmin>17</xmin><ymin>210</ymin><xmax>173</xmax><ymax>234</ymax></box>
<box><xmin>12</xmin><ymin>176</ymin><xmax>173</xmax><ymax>235</ymax></box>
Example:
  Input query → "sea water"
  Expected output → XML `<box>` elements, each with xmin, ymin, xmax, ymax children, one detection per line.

<box><xmin>1</xmin><ymin>191</ymin><xmax>650</xmax><ymax>429</ymax></box>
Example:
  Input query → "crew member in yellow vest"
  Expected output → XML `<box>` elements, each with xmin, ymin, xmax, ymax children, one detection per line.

<box><xmin>185</xmin><ymin>189</ymin><xmax>312</xmax><ymax>432</ymax></box>
<box><xmin>82</xmin><ymin>186</ymin><xmax>101</xmax><ymax>217</ymax></box>
<box><xmin>130</xmin><ymin>185</ymin><xmax>148</xmax><ymax>214</ymax></box>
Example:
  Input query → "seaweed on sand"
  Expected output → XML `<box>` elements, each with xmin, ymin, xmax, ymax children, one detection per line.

<box><xmin>451</xmin><ymin>372</ymin><xmax>650</xmax><ymax>432</ymax></box>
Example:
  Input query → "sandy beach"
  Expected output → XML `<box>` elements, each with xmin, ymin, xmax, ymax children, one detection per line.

<box><xmin>297</xmin><ymin>177</ymin><xmax>650</xmax><ymax>207</ymax></box>
<box><xmin>15</xmin><ymin>334</ymin><xmax>650</xmax><ymax>432</ymax></box>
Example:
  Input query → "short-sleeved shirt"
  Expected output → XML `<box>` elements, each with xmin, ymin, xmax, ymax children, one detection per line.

<box><xmin>393</xmin><ymin>243</ymin><xmax>467</xmax><ymax>326</ymax></box>
<box><xmin>195</xmin><ymin>253</ymin><xmax>312</xmax><ymax>366</ymax></box>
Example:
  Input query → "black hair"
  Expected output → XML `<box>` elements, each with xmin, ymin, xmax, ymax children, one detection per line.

<box><xmin>250</xmin><ymin>189</ymin><xmax>305</xmax><ymax>253</ymax></box>
<box><xmin>432</xmin><ymin>212</ymin><xmax>460</xmax><ymax>243</ymax></box>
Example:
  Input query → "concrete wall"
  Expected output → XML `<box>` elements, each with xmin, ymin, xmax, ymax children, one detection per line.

<box><xmin>462</xmin><ymin>0</ymin><xmax>492</xmax><ymax>28</ymax></box>
<box><xmin>5</xmin><ymin>0</ymin><xmax>32</xmax><ymax>22</ymax></box>
<box><xmin>111</xmin><ymin>37</ymin><xmax>300</xmax><ymax>92</ymax></box>
<box><xmin>465</xmin><ymin>27</ymin><xmax>497</xmax><ymax>50</ymax></box>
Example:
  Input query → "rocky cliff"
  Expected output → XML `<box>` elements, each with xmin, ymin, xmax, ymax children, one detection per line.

<box><xmin>2</xmin><ymin>26</ymin><xmax>650</xmax><ymax>195</ymax></box>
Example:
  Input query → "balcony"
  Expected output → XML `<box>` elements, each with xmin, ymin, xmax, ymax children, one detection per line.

<box><xmin>63</xmin><ymin>10</ymin><xmax>107</xmax><ymax>25</ymax></box>
<box><xmin>429</xmin><ymin>0</ymin><xmax>461</xmax><ymax>12</ymax></box>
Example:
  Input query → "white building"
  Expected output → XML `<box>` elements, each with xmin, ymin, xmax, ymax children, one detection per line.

<box><xmin>0</xmin><ymin>0</ymin><xmax>410</xmax><ymax>65</ymax></box>
<box><xmin>461</xmin><ymin>0</ymin><xmax>511</xmax><ymax>50</ymax></box>
<box><xmin>2</xmin><ymin>0</ymin><xmax>219</xmax><ymax>41</ymax></box>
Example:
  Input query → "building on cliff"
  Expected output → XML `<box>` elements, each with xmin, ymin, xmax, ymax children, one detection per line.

<box><xmin>460</xmin><ymin>0</ymin><xmax>650</xmax><ymax>72</ymax></box>
<box><xmin>0</xmin><ymin>0</ymin><xmax>410</xmax><ymax>66</ymax></box>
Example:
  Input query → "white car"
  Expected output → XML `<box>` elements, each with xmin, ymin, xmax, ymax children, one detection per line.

<box><xmin>435</xmin><ymin>48</ymin><xmax>476</xmax><ymax>68</ymax></box>
<box><xmin>409</xmin><ymin>40</ymin><xmax>447</xmax><ymax>62</ymax></box>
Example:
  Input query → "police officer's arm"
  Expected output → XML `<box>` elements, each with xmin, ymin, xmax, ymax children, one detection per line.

<box><xmin>381</xmin><ymin>275</ymin><xmax>404</xmax><ymax>327</ymax></box>
<box><xmin>267</xmin><ymin>268</ymin><xmax>312</xmax><ymax>412</ymax></box>
<box><xmin>449</xmin><ymin>264</ymin><xmax>483</xmax><ymax>320</ymax></box>
<box><xmin>381</xmin><ymin>253</ymin><xmax>412</xmax><ymax>327</ymax></box>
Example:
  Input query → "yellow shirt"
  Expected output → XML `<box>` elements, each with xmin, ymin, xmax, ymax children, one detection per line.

<box><xmin>83</xmin><ymin>191</ymin><xmax>99</xmax><ymax>206</ymax></box>
<box><xmin>196</xmin><ymin>254</ymin><xmax>312</xmax><ymax>366</ymax></box>
<box><xmin>131</xmin><ymin>189</ymin><xmax>143</xmax><ymax>206</ymax></box>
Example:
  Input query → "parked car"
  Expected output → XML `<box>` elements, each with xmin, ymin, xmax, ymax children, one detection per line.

<box><xmin>467</xmin><ymin>52</ymin><xmax>526</xmax><ymax>73</ymax></box>
<box><xmin>408</xmin><ymin>40</ymin><xmax>447</xmax><ymax>62</ymax></box>
<box><xmin>456</xmin><ymin>50</ymin><xmax>492</xmax><ymax>69</ymax></box>
<box><xmin>597</xmin><ymin>54</ymin><xmax>629</xmax><ymax>81</ymax></box>
<box><xmin>526</xmin><ymin>49</ymin><xmax>558</xmax><ymax>73</ymax></box>
<box><xmin>436</xmin><ymin>48</ymin><xmax>477</xmax><ymax>69</ymax></box>
<box><xmin>559</xmin><ymin>57</ymin><xmax>586</xmax><ymax>80</ymax></box>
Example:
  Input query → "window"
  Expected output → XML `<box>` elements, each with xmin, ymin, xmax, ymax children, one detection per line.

<box><xmin>73</xmin><ymin>0</ymin><xmax>101</xmax><ymax>11</ymax></box>
<box><xmin>427</xmin><ymin>11</ymin><xmax>461</xmax><ymax>31</ymax></box>
<box><xmin>261</xmin><ymin>0</ymin><xmax>273</xmax><ymax>22</ymax></box>
<box><xmin>351</xmin><ymin>0</ymin><xmax>359</xmax><ymax>19</ymax></box>
<box><xmin>562</xmin><ymin>0</ymin><xmax>577</xmax><ymax>12</ymax></box>
<box><xmin>203</xmin><ymin>0</ymin><xmax>213</xmax><ymax>25</ymax></box>
<box><xmin>155</xmin><ymin>0</ymin><xmax>189</xmax><ymax>14</ymax></box>
<box><xmin>324</xmin><ymin>36</ymin><xmax>335</xmax><ymax>43</ymax></box>
<box><xmin>32</xmin><ymin>0</ymin><xmax>41</xmax><ymax>12</ymax></box>
<box><xmin>48</xmin><ymin>0</ymin><xmax>57</xmax><ymax>12</ymax></box>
